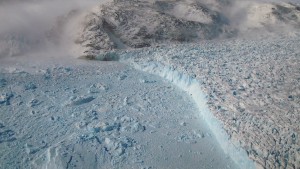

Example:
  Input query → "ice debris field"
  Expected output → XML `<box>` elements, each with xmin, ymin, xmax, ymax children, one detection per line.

<box><xmin>116</xmin><ymin>37</ymin><xmax>300</xmax><ymax>169</ymax></box>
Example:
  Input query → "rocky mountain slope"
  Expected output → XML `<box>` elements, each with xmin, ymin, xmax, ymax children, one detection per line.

<box><xmin>1</xmin><ymin>0</ymin><xmax>300</xmax><ymax>58</ymax></box>
<box><xmin>72</xmin><ymin>0</ymin><xmax>300</xmax><ymax>58</ymax></box>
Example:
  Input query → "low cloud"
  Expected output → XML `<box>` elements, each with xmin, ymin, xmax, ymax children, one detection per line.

<box><xmin>0</xmin><ymin>0</ymin><xmax>100</xmax><ymax>58</ymax></box>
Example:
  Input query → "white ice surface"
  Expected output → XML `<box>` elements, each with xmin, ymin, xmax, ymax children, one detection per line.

<box><xmin>0</xmin><ymin>59</ymin><xmax>240</xmax><ymax>169</ymax></box>
<box><xmin>2</xmin><ymin>1</ymin><xmax>299</xmax><ymax>168</ymax></box>
<box><xmin>123</xmin><ymin>61</ymin><xmax>255</xmax><ymax>169</ymax></box>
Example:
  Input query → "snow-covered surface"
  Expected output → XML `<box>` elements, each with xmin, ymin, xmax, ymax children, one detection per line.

<box><xmin>101</xmin><ymin>36</ymin><xmax>299</xmax><ymax>169</ymax></box>
<box><xmin>126</xmin><ymin>62</ymin><xmax>255</xmax><ymax>169</ymax></box>
<box><xmin>1</xmin><ymin>0</ymin><xmax>300</xmax><ymax>168</ymax></box>
<box><xmin>0</xmin><ymin>59</ymin><xmax>240</xmax><ymax>169</ymax></box>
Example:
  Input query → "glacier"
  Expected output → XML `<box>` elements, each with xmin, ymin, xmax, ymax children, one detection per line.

<box><xmin>125</xmin><ymin>61</ymin><xmax>256</xmax><ymax>169</ymax></box>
